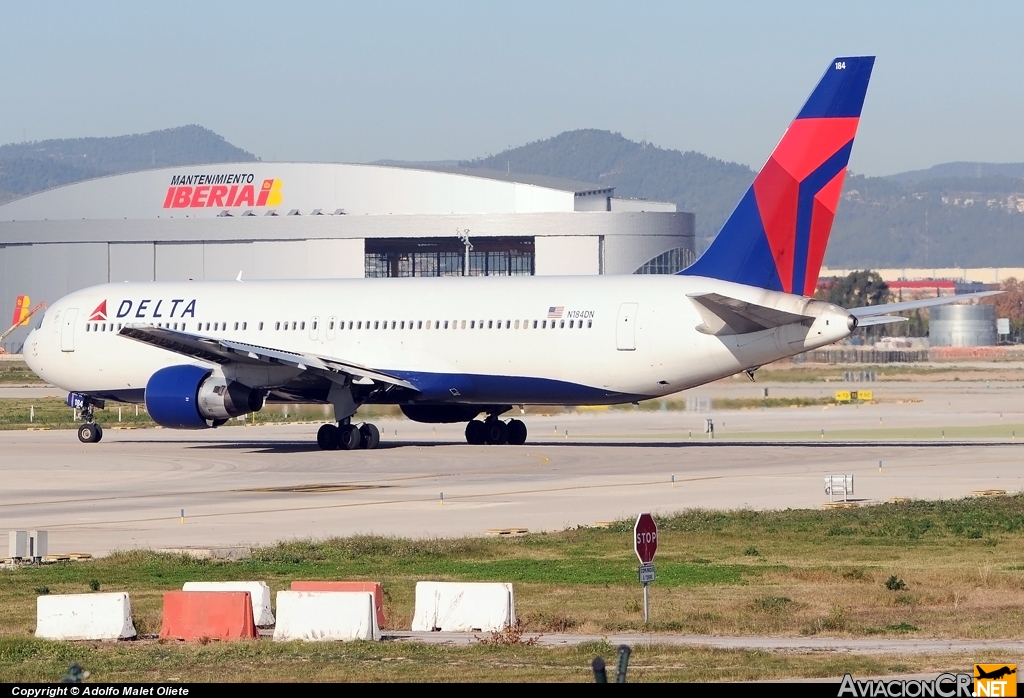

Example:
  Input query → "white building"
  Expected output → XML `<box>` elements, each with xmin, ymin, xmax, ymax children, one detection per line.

<box><xmin>0</xmin><ymin>162</ymin><xmax>693</xmax><ymax>350</ymax></box>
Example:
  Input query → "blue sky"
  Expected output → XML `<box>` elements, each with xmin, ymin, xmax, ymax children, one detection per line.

<box><xmin>1</xmin><ymin>1</ymin><xmax>1021</xmax><ymax>176</ymax></box>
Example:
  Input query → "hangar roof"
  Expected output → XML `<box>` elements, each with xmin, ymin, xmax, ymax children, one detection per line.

<box><xmin>385</xmin><ymin>164</ymin><xmax>614</xmax><ymax>197</ymax></box>
<box><xmin>0</xmin><ymin>161</ymin><xmax>613</xmax><ymax>222</ymax></box>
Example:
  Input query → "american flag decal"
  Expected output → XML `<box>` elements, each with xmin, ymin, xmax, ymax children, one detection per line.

<box><xmin>547</xmin><ymin>306</ymin><xmax>564</xmax><ymax>319</ymax></box>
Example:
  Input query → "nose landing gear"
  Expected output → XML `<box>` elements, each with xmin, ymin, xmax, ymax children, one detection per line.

<box><xmin>77</xmin><ymin>421</ymin><xmax>103</xmax><ymax>443</ymax></box>
<box><xmin>73</xmin><ymin>397</ymin><xmax>104</xmax><ymax>443</ymax></box>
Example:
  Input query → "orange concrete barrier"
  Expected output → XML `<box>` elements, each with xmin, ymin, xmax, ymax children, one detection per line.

<box><xmin>290</xmin><ymin>581</ymin><xmax>386</xmax><ymax>627</ymax></box>
<box><xmin>159</xmin><ymin>591</ymin><xmax>257</xmax><ymax>641</ymax></box>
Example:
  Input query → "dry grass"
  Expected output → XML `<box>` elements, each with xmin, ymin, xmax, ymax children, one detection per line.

<box><xmin>6</xmin><ymin>497</ymin><xmax>1024</xmax><ymax>680</ymax></box>
<box><xmin>0</xmin><ymin>638</ymin><xmax>991</xmax><ymax>683</ymax></box>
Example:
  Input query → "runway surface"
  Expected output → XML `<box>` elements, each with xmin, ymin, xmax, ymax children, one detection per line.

<box><xmin>3</xmin><ymin>377</ymin><xmax>1024</xmax><ymax>555</ymax></box>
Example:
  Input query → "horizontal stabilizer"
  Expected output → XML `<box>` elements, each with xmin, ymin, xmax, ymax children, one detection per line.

<box><xmin>848</xmin><ymin>290</ymin><xmax>1002</xmax><ymax>318</ymax></box>
<box><xmin>855</xmin><ymin>315</ymin><xmax>907</xmax><ymax>327</ymax></box>
<box><xmin>688</xmin><ymin>292</ymin><xmax>812</xmax><ymax>336</ymax></box>
<box><xmin>118</xmin><ymin>325</ymin><xmax>418</xmax><ymax>391</ymax></box>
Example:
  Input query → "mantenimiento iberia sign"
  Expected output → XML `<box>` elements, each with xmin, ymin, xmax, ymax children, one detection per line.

<box><xmin>162</xmin><ymin>173</ymin><xmax>283</xmax><ymax>209</ymax></box>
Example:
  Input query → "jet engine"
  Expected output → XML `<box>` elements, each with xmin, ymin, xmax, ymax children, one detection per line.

<box><xmin>145</xmin><ymin>365</ymin><xmax>264</xmax><ymax>429</ymax></box>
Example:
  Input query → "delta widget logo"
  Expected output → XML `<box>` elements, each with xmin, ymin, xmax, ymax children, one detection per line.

<box><xmin>88</xmin><ymin>300</ymin><xmax>107</xmax><ymax>322</ymax></box>
<box><xmin>162</xmin><ymin>173</ymin><xmax>283</xmax><ymax>209</ymax></box>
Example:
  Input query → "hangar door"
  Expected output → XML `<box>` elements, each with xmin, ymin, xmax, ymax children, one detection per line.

<box><xmin>616</xmin><ymin>303</ymin><xmax>638</xmax><ymax>351</ymax></box>
<box><xmin>61</xmin><ymin>309</ymin><xmax>78</xmax><ymax>352</ymax></box>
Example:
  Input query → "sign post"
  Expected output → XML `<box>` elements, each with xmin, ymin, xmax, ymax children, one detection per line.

<box><xmin>634</xmin><ymin>513</ymin><xmax>658</xmax><ymax>623</ymax></box>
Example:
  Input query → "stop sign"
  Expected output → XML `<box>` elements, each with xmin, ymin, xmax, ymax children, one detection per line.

<box><xmin>634</xmin><ymin>513</ymin><xmax>658</xmax><ymax>563</ymax></box>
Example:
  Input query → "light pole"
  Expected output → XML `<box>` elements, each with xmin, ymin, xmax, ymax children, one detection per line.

<box><xmin>457</xmin><ymin>228</ymin><xmax>473</xmax><ymax>276</ymax></box>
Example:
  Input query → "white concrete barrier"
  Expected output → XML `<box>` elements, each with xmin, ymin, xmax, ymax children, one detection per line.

<box><xmin>411</xmin><ymin>582</ymin><xmax>515</xmax><ymax>632</ymax></box>
<box><xmin>273</xmin><ymin>591</ymin><xmax>380</xmax><ymax>642</ymax></box>
<box><xmin>36</xmin><ymin>592</ymin><xmax>137</xmax><ymax>640</ymax></box>
<box><xmin>181</xmin><ymin>581</ymin><xmax>274</xmax><ymax>626</ymax></box>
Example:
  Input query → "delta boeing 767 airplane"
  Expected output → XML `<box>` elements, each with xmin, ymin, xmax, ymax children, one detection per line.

<box><xmin>21</xmin><ymin>56</ymin><xmax>994</xmax><ymax>448</ymax></box>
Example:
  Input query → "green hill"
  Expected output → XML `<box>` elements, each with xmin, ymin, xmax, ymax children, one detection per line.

<box><xmin>460</xmin><ymin>129</ymin><xmax>754</xmax><ymax>248</ymax></box>
<box><xmin>0</xmin><ymin>125</ymin><xmax>256</xmax><ymax>201</ymax></box>
<box><xmin>461</xmin><ymin>129</ymin><xmax>1024</xmax><ymax>268</ymax></box>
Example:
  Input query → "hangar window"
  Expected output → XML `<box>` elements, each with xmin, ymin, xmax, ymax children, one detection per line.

<box><xmin>365</xmin><ymin>237</ymin><xmax>534</xmax><ymax>278</ymax></box>
<box><xmin>634</xmin><ymin>247</ymin><xmax>696</xmax><ymax>275</ymax></box>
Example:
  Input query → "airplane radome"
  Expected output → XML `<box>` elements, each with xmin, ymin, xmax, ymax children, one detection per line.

<box><xmin>20</xmin><ymin>56</ymin><xmax>992</xmax><ymax>449</ymax></box>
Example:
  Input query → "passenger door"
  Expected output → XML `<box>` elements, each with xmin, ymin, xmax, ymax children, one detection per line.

<box><xmin>616</xmin><ymin>303</ymin><xmax>638</xmax><ymax>351</ymax></box>
<box><xmin>61</xmin><ymin>308</ymin><xmax>78</xmax><ymax>352</ymax></box>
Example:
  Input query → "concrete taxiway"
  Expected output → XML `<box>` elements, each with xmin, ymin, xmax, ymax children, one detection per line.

<box><xmin>2</xmin><ymin>377</ymin><xmax>1024</xmax><ymax>556</ymax></box>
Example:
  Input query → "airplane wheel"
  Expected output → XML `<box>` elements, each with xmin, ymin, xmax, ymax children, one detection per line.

<box><xmin>507</xmin><ymin>419</ymin><xmax>527</xmax><ymax>446</ymax></box>
<box><xmin>78</xmin><ymin>423</ymin><xmax>102</xmax><ymax>444</ymax></box>
<box><xmin>317</xmin><ymin>424</ymin><xmax>339</xmax><ymax>450</ymax></box>
<box><xmin>484</xmin><ymin>419</ymin><xmax>508</xmax><ymax>445</ymax></box>
<box><xmin>360</xmin><ymin>423</ymin><xmax>380</xmax><ymax>450</ymax></box>
<box><xmin>465</xmin><ymin>420</ymin><xmax>486</xmax><ymax>445</ymax></box>
<box><xmin>338</xmin><ymin>424</ymin><xmax>361</xmax><ymax>450</ymax></box>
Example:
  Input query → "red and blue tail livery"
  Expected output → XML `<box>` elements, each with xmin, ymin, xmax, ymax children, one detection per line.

<box><xmin>682</xmin><ymin>56</ymin><xmax>875</xmax><ymax>295</ymax></box>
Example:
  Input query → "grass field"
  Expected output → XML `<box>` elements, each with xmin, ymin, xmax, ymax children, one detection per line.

<box><xmin>4</xmin><ymin>496</ymin><xmax>1024</xmax><ymax>681</ymax></box>
<box><xmin>0</xmin><ymin>639</ymin><xmax>985</xmax><ymax>683</ymax></box>
<box><xmin>0</xmin><ymin>361</ymin><xmax>44</xmax><ymax>384</ymax></box>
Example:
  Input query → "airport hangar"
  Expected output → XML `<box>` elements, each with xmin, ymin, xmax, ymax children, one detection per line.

<box><xmin>0</xmin><ymin>163</ymin><xmax>694</xmax><ymax>351</ymax></box>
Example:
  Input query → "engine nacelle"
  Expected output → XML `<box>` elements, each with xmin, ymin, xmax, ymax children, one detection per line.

<box><xmin>145</xmin><ymin>365</ymin><xmax>264</xmax><ymax>429</ymax></box>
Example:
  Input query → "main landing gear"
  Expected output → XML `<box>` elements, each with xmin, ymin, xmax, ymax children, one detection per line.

<box><xmin>465</xmin><ymin>417</ymin><xmax>527</xmax><ymax>446</ymax></box>
<box><xmin>317</xmin><ymin>421</ymin><xmax>380</xmax><ymax>450</ymax></box>
<box><xmin>75</xmin><ymin>400</ymin><xmax>104</xmax><ymax>444</ymax></box>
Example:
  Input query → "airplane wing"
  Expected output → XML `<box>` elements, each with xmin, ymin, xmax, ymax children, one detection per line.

<box><xmin>847</xmin><ymin>290</ymin><xmax>1002</xmax><ymax>318</ymax></box>
<box><xmin>117</xmin><ymin>325</ymin><xmax>418</xmax><ymax>391</ymax></box>
<box><xmin>688</xmin><ymin>292</ymin><xmax>812</xmax><ymax>335</ymax></box>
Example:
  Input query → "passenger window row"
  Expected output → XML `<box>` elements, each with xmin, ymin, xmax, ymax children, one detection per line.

<box><xmin>322</xmin><ymin>318</ymin><xmax>593</xmax><ymax>331</ymax></box>
<box><xmin>87</xmin><ymin>317</ymin><xmax>592</xmax><ymax>334</ymax></box>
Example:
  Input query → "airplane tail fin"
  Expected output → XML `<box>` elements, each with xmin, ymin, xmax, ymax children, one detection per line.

<box><xmin>11</xmin><ymin>295</ymin><xmax>30</xmax><ymax>326</ymax></box>
<box><xmin>681</xmin><ymin>57</ymin><xmax>875</xmax><ymax>295</ymax></box>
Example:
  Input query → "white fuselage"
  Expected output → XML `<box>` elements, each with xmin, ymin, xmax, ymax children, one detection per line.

<box><xmin>24</xmin><ymin>274</ymin><xmax>853</xmax><ymax>407</ymax></box>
